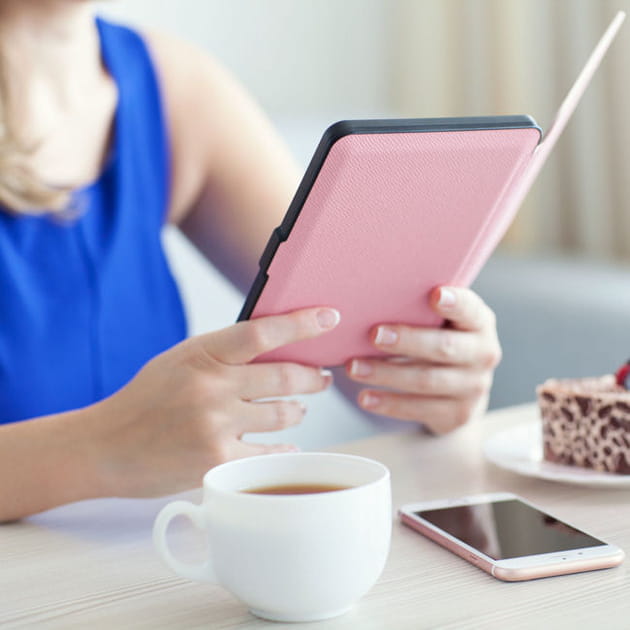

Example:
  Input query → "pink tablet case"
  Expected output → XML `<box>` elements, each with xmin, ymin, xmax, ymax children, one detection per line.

<box><xmin>247</xmin><ymin>12</ymin><xmax>625</xmax><ymax>367</ymax></box>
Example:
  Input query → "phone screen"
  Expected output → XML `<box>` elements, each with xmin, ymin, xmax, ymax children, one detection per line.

<box><xmin>415</xmin><ymin>499</ymin><xmax>605</xmax><ymax>560</ymax></box>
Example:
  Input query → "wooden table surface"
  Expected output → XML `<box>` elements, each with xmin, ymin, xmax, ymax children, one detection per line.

<box><xmin>2</xmin><ymin>404</ymin><xmax>629</xmax><ymax>629</ymax></box>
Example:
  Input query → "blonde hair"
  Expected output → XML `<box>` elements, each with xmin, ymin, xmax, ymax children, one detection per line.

<box><xmin>0</xmin><ymin>58</ymin><xmax>71</xmax><ymax>215</ymax></box>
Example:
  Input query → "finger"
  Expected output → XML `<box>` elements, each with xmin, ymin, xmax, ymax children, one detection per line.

<box><xmin>217</xmin><ymin>436</ymin><xmax>301</xmax><ymax>466</ymax></box>
<box><xmin>237</xmin><ymin>399</ymin><xmax>307</xmax><ymax>435</ymax></box>
<box><xmin>222</xmin><ymin>438</ymin><xmax>301</xmax><ymax>464</ymax></box>
<box><xmin>199</xmin><ymin>307</ymin><xmax>340</xmax><ymax>365</ymax></box>
<box><xmin>347</xmin><ymin>359</ymin><xmax>492</xmax><ymax>398</ymax></box>
<box><xmin>357</xmin><ymin>390</ymin><xmax>477</xmax><ymax>434</ymax></box>
<box><xmin>371</xmin><ymin>325</ymin><xmax>489</xmax><ymax>366</ymax></box>
<box><xmin>236</xmin><ymin>442</ymin><xmax>302</xmax><ymax>458</ymax></box>
<box><xmin>429</xmin><ymin>286</ymin><xmax>496</xmax><ymax>333</ymax></box>
<box><xmin>237</xmin><ymin>363</ymin><xmax>333</xmax><ymax>401</ymax></box>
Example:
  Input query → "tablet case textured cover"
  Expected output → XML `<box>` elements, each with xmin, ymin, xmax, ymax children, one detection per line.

<box><xmin>243</xmin><ymin>12</ymin><xmax>625</xmax><ymax>367</ymax></box>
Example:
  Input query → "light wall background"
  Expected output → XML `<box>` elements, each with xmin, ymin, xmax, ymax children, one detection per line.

<box><xmin>95</xmin><ymin>0</ymin><xmax>394</xmax><ymax>117</ymax></box>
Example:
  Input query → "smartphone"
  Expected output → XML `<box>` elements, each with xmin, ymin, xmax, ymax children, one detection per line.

<box><xmin>399</xmin><ymin>492</ymin><xmax>624</xmax><ymax>581</ymax></box>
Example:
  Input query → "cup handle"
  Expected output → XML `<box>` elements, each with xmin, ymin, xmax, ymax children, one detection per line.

<box><xmin>153</xmin><ymin>500</ymin><xmax>216</xmax><ymax>582</ymax></box>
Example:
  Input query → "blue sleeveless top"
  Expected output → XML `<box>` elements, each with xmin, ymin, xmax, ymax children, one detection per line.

<box><xmin>0</xmin><ymin>18</ymin><xmax>187</xmax><ymax>423</ymax></box>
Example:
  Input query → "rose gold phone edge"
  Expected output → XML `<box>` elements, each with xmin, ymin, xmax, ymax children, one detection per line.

<box><xmin>399</xmin><ymin>494</ymin><xmax>625</xmax><ymax>582</ymax></box>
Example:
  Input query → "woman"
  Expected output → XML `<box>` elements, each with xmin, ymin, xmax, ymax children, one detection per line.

<box><xmin>0</xmin><ymin>0</ymin><xmax>501</xmax><ymax>521</ymax></box>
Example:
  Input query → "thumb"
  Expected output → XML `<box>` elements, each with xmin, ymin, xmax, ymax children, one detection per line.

<box><xmin>195</xmin><ymin>307</ymin><xmax>340</xmax><ymax>365</ymax></box>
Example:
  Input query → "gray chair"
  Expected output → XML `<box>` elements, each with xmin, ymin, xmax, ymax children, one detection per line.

<box><xmin>473</xmin><ymin>254</ymin><xmax>630</xmax><ymax>409</ymax></box>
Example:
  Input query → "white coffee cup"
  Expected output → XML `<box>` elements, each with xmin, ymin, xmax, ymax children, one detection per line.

<box><xmin>153</xmin><ymin>452</ymin><xmax>391</xmax><ymax>622</ymax></box>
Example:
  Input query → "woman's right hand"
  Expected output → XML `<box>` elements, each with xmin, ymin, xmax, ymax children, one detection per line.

<box><xmin>90</xmin><ymin>307</ymin><xmax>340</xmax><ymax>498</ymax></box>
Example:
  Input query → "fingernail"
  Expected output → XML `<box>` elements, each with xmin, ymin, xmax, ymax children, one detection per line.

<box><xmin>375</xmin><ymin>326</ymin><xmax>398</xmax><ymax>346</ymax></box>
<box><xmin>351</xmin><ymin>360</ymin><xmax>372</xmax><ymax>377</ymax></box>
<box><xmin>316</xmin><ymin>308</ymin><xmax>341</xmax><ymax>329</ymax></box>
<box><xmin>298</xmin><ymin>402</ymin><xmax>307</xmax><ymax>415</ymax></box>
<box><xmin>320</xmin><ymin>369</ymin><xmax>334</xmax><ymax>387</ymax></box>
<box><xmin>438</xmin><ymin>288</ymin><xmax>457</xmax><ymax>308</ymax></box>
<box><xmin>361</xmin><ymin>391</ymin><xmax>381</xmax><ymax>409</ymax></box>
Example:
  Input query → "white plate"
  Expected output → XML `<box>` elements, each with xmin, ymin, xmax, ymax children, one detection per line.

<box><xmin>483</xmin><ymin>420</ymin><xmax>630</xmax><ymax>488</ymax></box>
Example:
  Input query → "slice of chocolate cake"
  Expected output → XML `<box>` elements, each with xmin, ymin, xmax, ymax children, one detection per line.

<box><xmin>537</xmin><ymin>375</ymin><xmax>630</xmax><ymax>474</ymax></box>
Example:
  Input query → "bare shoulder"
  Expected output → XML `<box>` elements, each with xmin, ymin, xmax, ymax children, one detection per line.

<box><xmin>141</xmin><ymin>29</ymin><xmax>242</xmax><ymax>222</ymax></box>
<box><xmin>143</xmin><ymin>29</ymin><xmax>230</xmax><ymax>109</ymax></box>
<box><xmin>141</xmin><ymin>29</ymin><xmax>299</xmax><ymax>235</ymax></box>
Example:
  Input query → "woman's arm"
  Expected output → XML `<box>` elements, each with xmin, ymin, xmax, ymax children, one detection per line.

<box><xmin>0</xmin><ymin>406</ymin><xmax>107</xmax><ymax>522</ymax></box>
<box><xmin>146</xmin><ymin>31</ymin><xmax>301</xmax><ymax>291</ymax></box>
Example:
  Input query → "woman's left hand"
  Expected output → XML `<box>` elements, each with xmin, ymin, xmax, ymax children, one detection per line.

<box><xmin>345</xmin><ymin>287</ymin><xmax>501</xmax><ymax>434</ymax></box>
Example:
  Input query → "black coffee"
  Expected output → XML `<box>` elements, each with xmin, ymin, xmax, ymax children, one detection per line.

<box><xmin>243</xmin><ymin>483</ymin><xmax>352</xmax><ymax>495</ymax></box>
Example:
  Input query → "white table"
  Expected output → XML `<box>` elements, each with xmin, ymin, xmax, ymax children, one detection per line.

<box><xmin>2</xmin><ymin>404</ymin><xmax>629</xmax><ymax>629</ymax></box>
